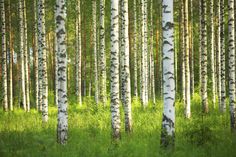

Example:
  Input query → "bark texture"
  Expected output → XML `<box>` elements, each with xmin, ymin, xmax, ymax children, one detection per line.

<box><xmin>110</xmin><ymin>0</ymin><xmax>121</xmax><ymax>139</ymax></box>
<box><xmin>75</xmin><ymin>0</ymin><xmax>82</xmax><ymax>105</ymax></box>
<box><xmin>56</xmin><ymin>0</ymin><xmax>68</xmax><ymax>144</ymax></box>
<box><xmin>1</xmin><ymin>0</ymin><xmax>8</xmax><ymax>111</ymax></box>
<box><xmin>100</xmin><ymin>0</ymin><xmax>107</xmax><ymax>105</ymax></box>
<box><xmin>38</xmin><ymin>0</ymin><xmax>48</xmax><ymax>121</ymax></box>
<box><xmin>160</xmin><ymin>0</ymin><xmax>175</xmax><ymax>147</ymax></box>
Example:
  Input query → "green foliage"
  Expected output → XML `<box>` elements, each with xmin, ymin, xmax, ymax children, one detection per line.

<box><xmin>0</xmin><ymin>95</ymin><xmax>236</xmax><ymax>157</ymax></box>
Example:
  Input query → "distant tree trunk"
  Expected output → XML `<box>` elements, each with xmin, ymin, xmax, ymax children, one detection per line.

<box><xmin>149</xmin><ymin>0</ymin><xmax>155</xmax><ymax>104</ymax></box>
<box><xmin>133</xmin><ymin>0</ymin><xmax>138</xmax><ymax>97</ymax></box>
<box><xmin>228</xmin><ymin>0</ymin><xmax>236</xmax><ymax>131</ymax></box>
<box><xmin>184</xmin><ymin>0</ymin><xmax>191</xmax><ymax>118</ymax></box>
<box><xmin>88</xmin><ymin>24</ymin><xmax>93</xmax><ymax>97</ymax></box>
<box><xmin>141</xmin><ymin>0</ymin><xmax>148</xmax><ymax>107</ymax></box>
<box><xmin>210</xmin><ymin>0</ymin><xmax>216</xmax><ymax>107</ymax></box>
<box><xmin>138</xmin><ymin>0</ymin><xmax>142</xmax><ymax>98</ymax></box>
<box><xmin>160</xmin><ymin>0</ymin><xmax>175</xmax><ymax>147</ymax></box>
<box><xmin>8</xmin><ymin>0</ymin><xmax>13</xmax><ymax>111</ymax></box>
<box><xmin>56</xmin><ymin>0</ymin><xmax>68</xmax><ymax>145</ymax></box>
<box><xmin>75</xmin><ymin>0</ymin><xmax>82</xmax><ymax>105</ymax></box>
<box><xmin>201</xmin><ymin>0</ymin><xmax>208</xmax><ymax>113</ymax></box>
<box><xmin>34</xmin><ymin>0</ymin><xmax>39</xmax><ymax>110</ymax></box>
<box><xmin>54</xmin><ymin>32</ymin><xmax>58</xmax><ymax>106</ymax></box>
<box><xmin>120</xmin><ymin>0</ymin><xmax>132</xmax><ymax>133</ymax></box>
<box><xmin>38</xmin><ymin>0</ymin><xmax>48</xmax><ymax>122</ymax></box>
<box><xmin>99</xmin><ymin>0</ymin><xmax>107</xmax><ymax>105</ymax></box>
<box><xmin>82</xmin><ymin>13</ymin><xmax>87</xmax><ymax>97</ymax></box>
<box><xmin>190</xmin><ymin>0</ymin><xmax>194</xmax><ymax>95</ymax></box>
<box><xmin>19</xmin><ymin>0</ymin><xmax>26</xmax><ymax>111</ymax></box>
<box><xmin>216</xmin><ymin>0</ymin><xmax>221</xmax><ymax>111</ymax></box>
<box><xmin>23</xmin><ymin>0</ymin><xmax>30</xmax><ymax>112</ymax></box>
<box><xmin>156</xmin><ymin>28</ymin><xmax>159</xmax><ymax>98</ymax></box>
<box><xmin>199</xmin><ymin>0</ymin><xmax>202</xmax><ymax>95</ymax></box>
<box><xmin>159</xmin><ymin>7</ymin><xmax>163</xmax><ymax>99</ymax></box>
<box><xmin>93</xmin><ymin>0</ymin><xmax>99</xmax><ymax>104</ymax></box>
<box><xmin>220</xmin><ymin>0</ymin><xmax>226</xmax><ymax>113</ymax></box>
<box><xmin>110</xmin><ymin>0</ymin><xmax>121</xmax><ymax>139</ymax></box>
<box><xmin>1</xmin><ymin>0</ymin><xmax>8</xmax><ymax>111</ymax></box>
<box><xmin>181</xmin><ymin>0</ymin><xmax>186</xmax><ymax>104</ymax></box>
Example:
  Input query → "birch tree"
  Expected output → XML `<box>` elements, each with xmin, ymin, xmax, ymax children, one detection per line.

<box><xmin>141</xmin><ymin>0</ymin><xmax>148</xmax><ymax>107</ymax></box>
<box><xmin>133</xmin><ymin>0</ymin><xmax>138</xmax><ymax>97</ymax></box>
<box><xmin>1</xmin><ymin>0</ymin><xmax>8</xmax><ymax>111</ymax></box>
<box><xmin>54</xmin><ymin>12</ymin><xmax>58</xmax><ymax>106</ymax></box>
<box><xmin>38</xmin><ymin>0</ymin><xmax>48</xmax><ymax>122</ymax></box>
<box><xmin>99</xmin><ymin>0</ymin><xmax>107</xmax><ymax>104</ymax></box>
<box><xmin>8</xmin><ymin>0</ymin><xmax>13</xmax><ymax>111</ymax></box>
<box><xmin>160</xmin><ymin>0</ymin><xmax>175</xmax><ymax>147</ymax></box>
<box><xmin>210</xmin><ymin>0</ymin><xmax>216</xmax><ymax>106</ymax></box>
<box><xmin>93</xmin><ymin>0</ymin><xmax>99</xmax><ymax>104</ymax></box>
<box><xmin>216</xmin><ymin>0</ymin><xmax>221</xmax><ymax>111</ymax></box>
<box><xmin>56</xmin><ymin>0</ymin><xmax>68</xmax><ymax>144</ymax></box>
<box><xmin>121</xmin><ymin>0</ymin><xmax>132</xmax><ymax>132</ymax></box>
<box><xmin>138</xmin><ymin>0</ymin><xmax>142</xmax><ymax>99</ymax></box>
<box><xmin>184</xmin><ymin>0</ymin><xmax>191</xmax><ymax>118</ymax></box>
<box><xmin>228</xmin><ymin>0</ymin><xmax>236</xmax><ymax>130</ymax></box>
<box><xmin>201</xmin><ymin>0</ymin><xmax>208</xmax><ymax>113</ymax></box>
<box><xmin>75</xmin><ymin>0</ymin><xmax>82</xmax><ymax>105</ymax></box>
<box><xmin>181</xmin><ymin>0</ymin><xmax>186</xmax><ymax>105</ymax></box>
<box><xmin>110</xmin><ymin>0</ymin><xmax>121</xmax><ymax>139</ymax></box>
<box><xmin>19</xmin><ymin>0</ymin><xmax>26</xmax><ymax>111</ymax></box>
<box><xmin>199</xmin><ymin>0</ymin><xmax>202</xmax><ymax>95</ymax></box>
<box><xmin>34</xmin><ymin>0</ymin><xmax>39</xmax><ymax>110</ymax></box>
<box><xmin>190</xmin><ymin>0</ymin><xmax>194</xmax><ymax>95</ymax></box>
<box><xmin>149</xmin><ymin>0</ymin><xmax>155</xmax><ymax>104</ymax></box>
<box><xmin>220</xmin><ymin>0</ymin><xmax>226</xmax><ymax>113</ymax></box>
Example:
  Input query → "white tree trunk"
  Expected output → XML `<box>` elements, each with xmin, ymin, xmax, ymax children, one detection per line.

<box><xmin>56</xmin><ymin>0</ymin><xmax>68</xmax><ymax>144</ymax></box>
<box><xmin>150</xmin><ymin>0</ymin><xmax>155</xmax><ymax>104</ymax></box>
<box><xmin>54</xmin><ymin>28</ymin><xmax>58</xmax><ymax>106</ymax></box>
<box><xmin>8</xmin><ymin>0</ymin><xmax>13</xmax><ymax>111</ymax></box>
<box><xmin>133</xmin><ymin>0</ymin><xmax>138</xmax><ymax>97</ymax></box>
<box><xmin>34</xmin><ymin>0</ymin><xmax>39</xmax><ymax>110</ymax></box>
<box><xmin>220</xmin><ymin>0</ymin><xmax>226</xmax><ymax>113</ymax></box>
<box><xmin>190</xmin><ymin>0</ymin><xmax>194</xmax><ymax>95</ymax></box>
<box><xmin>120</xmin><ymin>0</ymin><xmax>132</xmax><ymax>132</ymax></box>
<box><xmin>110</xmin><ymin>0</ymin><xmax>121</xmax><ymax>139</ymax></box>
<box><xmin>216</xmin><ymin>0</ymin><xmax>221</xmax><ymax>111</ymax></box>
<box><xmin>38</xmin><ymin>0</ymin><xmax>48</xmax><ymax>122</ymax></box>
<box><xmin>1</xmin><ymin>0</ymin><xmax>8</xmax><ymax>111</ymax></box>
<box><xmin>75</xmin><ymin>0</ymin><xmax>82</xmax><ymax>105</ymax></box>
<box><xmin>184</xmin><ymin>0</ymin><xmax>191</xmax><ymax>118</ymax></box>
<box><xmin>141</xmin><ymin>0</ymin><xmax>148</xmax><ymax>107</ymax></box>
<box><xmin>210</xmin><ymin>0</ymin><xmax>216</xmax><ymax>107</ymax></box>
<box><xmin>137</xmin><ymin>0</ymin><xmax>141</xmax><ymax>99</ymax></box>
<box><xmin>201</xmin><ymin>0</ymin><xmax>208</xmax><ymax>113</ymax></box>
<box><xmin>181</xmin><ymin>0</ymin><xmax>186</xmax><ymax>105</ymax></box>
<box><xmin>99</xmin><ymin>0</ymin><xmax>107</xmax><ymax>105</ymax></box>
<box><xmin>199</xmin><ymin>0</ymin><xmax>202</xmax><ymax>96</ymax></box>
<box><xmin>19</xmin><ymin>0</ymin><xmax>26</xmax><ymax>111</ymax></box>
<box><xmin>228</xmin><ymin>0</ymin><xmax>236</xmax><ymax>130</ymax></box>
<box><xmin>160</xmin><ymin>0</ymin><xmax>175</xmax><ymax>147</ymax></box>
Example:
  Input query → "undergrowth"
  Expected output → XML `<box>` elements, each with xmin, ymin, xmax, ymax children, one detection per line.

<box><xmin>0</xmin><ymin>93</ymin><xmax>235</xmax><ymax>157</ymax></box>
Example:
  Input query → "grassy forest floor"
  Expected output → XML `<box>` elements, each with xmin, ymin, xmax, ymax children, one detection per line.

<box><xmin>0</xmin><ymin>93</ymin><xmax>236</xmax><ymax>157</ymax></box>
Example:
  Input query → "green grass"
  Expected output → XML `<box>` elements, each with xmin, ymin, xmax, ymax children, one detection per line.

<box><xmin>0</xmin><ymin>94</ymin><xmax>235</xmax><ymax>157</ymax></box>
